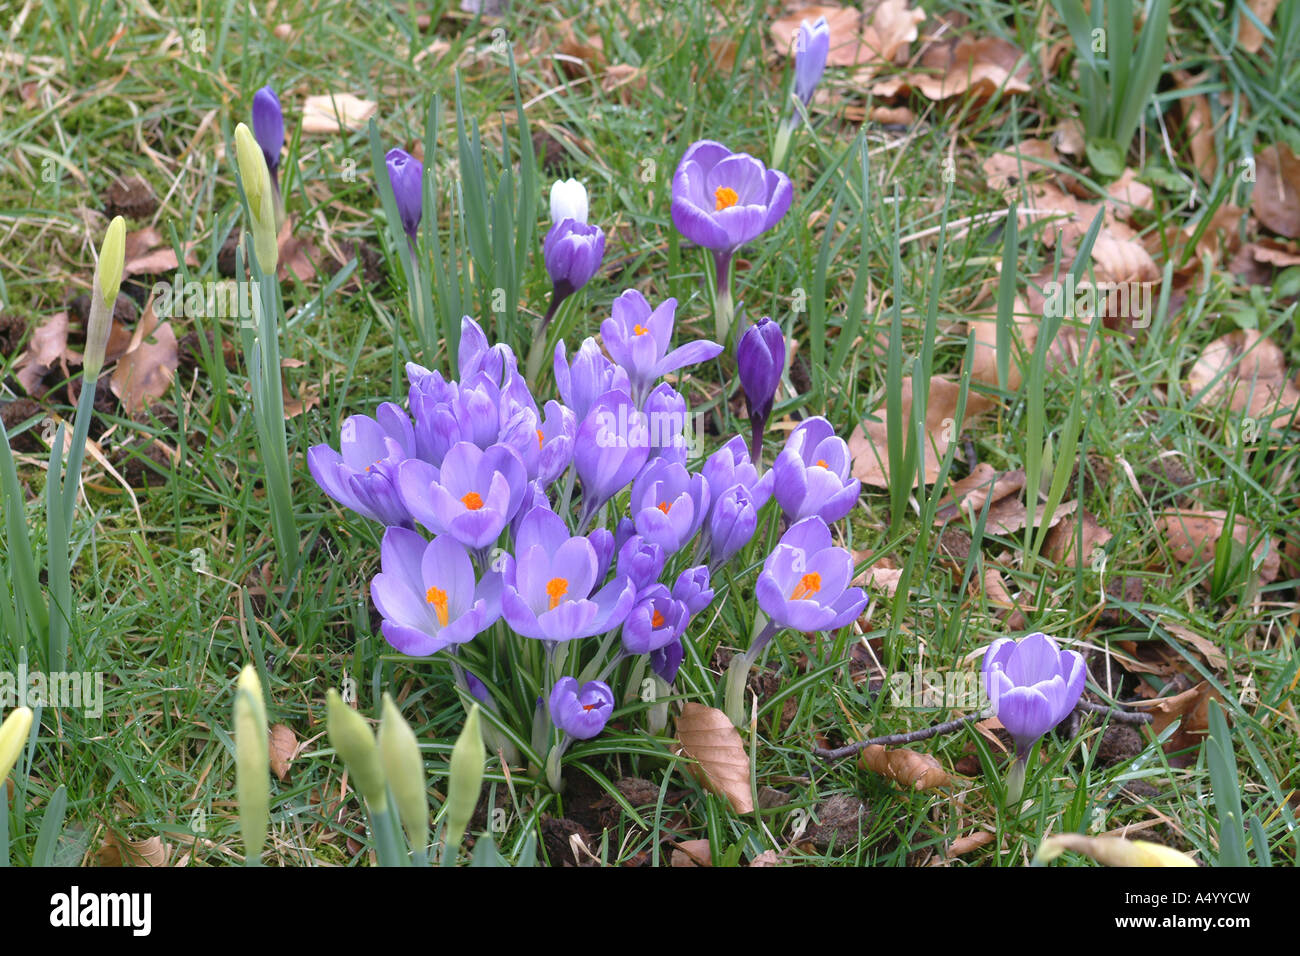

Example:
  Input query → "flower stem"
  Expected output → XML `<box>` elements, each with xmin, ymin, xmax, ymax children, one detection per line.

<box><xmin>712</xmin><ymin>251</ymin><xmax>734</xmax><ymax>344</ymax></box>
<box><xmin>723</xmin><ymin>619</ymin><xmax>780</xmax><ymax>726</ymax></box>
<box><xmin>1005</xmin><ymin>754</ymin><xmax>1028</xmax><ymax>808</ymax></box>
<box><xmin>772</xmin><ymin>115</ymin><xmax>796</xmax><ymax>173</ymax></box>
<box><xmin>545</xmin><ymin>734</ymin><xmax>573</xmax><ymax>792</ymax></box>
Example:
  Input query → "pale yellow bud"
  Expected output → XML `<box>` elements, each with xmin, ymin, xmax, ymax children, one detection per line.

<box><xmin>233</xmin><ymin>123</ymin><xmax>278</xmax><ymax>274</ymax></box>
<box><xmin>379</xmin><ymin>693</ymin><xmax>428</xmax><ymax>851</ymax></box>
<box><xmin>233</xmin><ymin>665</ymin><xmax>270</xmax><ymax>859</ymax></box>
<box><xmin>326</xmin><ymin>689</ymin><xmax>387</xmax><ymax>811</ymax></box>
<box><xmin>0</xmin><ymin>707</ymin><xmax>34</xmax><ymax>786</ymax></box>
<box><xmin>1035</xmin><ymin>833</ymin><xmax>1198</xmax><ymax>867</ymax></box>
<box><xmin>84</xmin><ymin>215</ymin><xmax>126</xmax><ymax>378</ymax></box>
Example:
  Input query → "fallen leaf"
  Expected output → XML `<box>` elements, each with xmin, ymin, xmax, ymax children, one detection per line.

<box><xmin>947</xmin><ymin>830</ymin><xmax>995</xmax><ymax>857</ymax></box>
<box><xmin>874</xmin><ymin>35</ymin><xmax>1031</xmax><ymax>101</ymax></box>
<box><xmin>99</xmin><ymin>831</ymin><xmax>170</xmax><ymax>867</ymax></box>
<box><xmin>671</xmin><ymin>838</ymin><xmax>712</xmax><ymax>867</ymax></box>
<box><xmin>1237</xmin><ymin>0</ymin><xmax>1282</xmax><ymax>54</ymax></box>
<box><xmin>859</xmin><ymin>744</ymin><xmax>950</xmax><ymax>790</ymax></box>
<box><xmin>934</xmin><ymin>464</ymin><xmax>1023</xmax><ymax>523</ymax></box>
<box><xmin>1130</xmin><ymin>680</ymin><xmax>1221</xmax><ymax>760</ymax></box>
<box><xmin>676</xmin><ymin>702</ymin><xmax>754</xmax><ymax>813</ymax></box>
<box><xmin>849</xmin><ymin>376</ymin><xmax>981</xmax><ymax>488</ymax></box>
<box><xmin>301</xmin><ymin>93</ymin><xmax>378</xmax><ymax>134</ymax></box>
<box><xmin>1042</xmin><ymin>510</ymin><xmax>1112</xmax><ymax>566</ymax></box>
<box><xmin>1186</xmin><ymin>329</ymin><xmax>1300</xmax><ymax>431</ymax></box>
<box><xmin>1174</xmin><ymin>70</ymin><xmax>1217</xmax><ymax>181</ymax></box>
<box><xmin>15</xmin><ymin>311</ymin><xmax>68</xmax><ymax>394</ymax></box>
<box><xmin>1254</xmin><ymin>143</ymin><xmax>1300</xmax><ymax>238</ymax></box>
<box><xmin>967</xmin><ymin>295</ymin><xmax>1038</xmax><ymax>395</ymax></box>
<box><xmin>269</xmin><ymin>723</ymin><xmax>298</xmax><ymax>781</ymax></box>
<box><xmin>771</xmin><ymin>2</ymin><xmax>923</xmax><ymax>72</ymax></box>
<box><xmin>1161</xmin><ymin>622</ymin><xmax>1228</xmax><ymax>671</ymax></box>
<box><xmin>110</xmin><ymin>299</ymin><xmax>179</xmax><ymax>415</ymax></box>
<box><xmin>1155</xmin><ymin>509</ymin><xmax>1280</xmax><ymax>585</ymax></box>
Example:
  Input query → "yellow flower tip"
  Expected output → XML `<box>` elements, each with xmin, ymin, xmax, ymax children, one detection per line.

<box><xmin>97</xmin><ymin>215</ymin><xmax>126</xmax><ymax>306</ymax></box>
<box><xmin>0</xmin><ymin>706</ymin><xmax>35</xmax><ymax>785</ymax></box>
<box><xmin>1034</xmin><ymin>834</ymin><xmax>1199</xmax><ymax>868</ymax></box>
<box><xmin>233</xmin><ymin>665</ymin><xmax>270</xmax><ymax>859</ymax></box>
<box><xmin>379</xmin><ymin>693</ymin><xmax>429</xmax><ymax>850</ymax></box>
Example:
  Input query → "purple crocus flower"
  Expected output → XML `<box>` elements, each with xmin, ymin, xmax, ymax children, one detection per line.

<box><xmin>573</xmin><ymin>390</ymin><xmax>651</xmax><ymax>526</ymax></box>
<box><xmin>772</xmin><ymin>417</ymin><xmax>860</xmax><ymax>524</ymax></box>
<box><xmin>643</xmin><ymin>382</ymin><xmax>690</xmax><ymax>466</ymax></box>
<box><xmin>396</xmin><ymin>441</ymin><xmax>525</xmax><ymax>549</ymax></box>
<box><xmin>650</xmin><ymin>639</ymin><xmax>684</xmax><ymax>684</ymax></box>
<box><xmin>501</xmin><ymin>507</ymin><xmax>635</xmax><ymax>642</ymax></box>
<box><xmin>671</xmin><ymin>141</ymin><xmax>792</xmax><ymax>255</ymax></box>
<box><xmin>307</xmin><ymin>405</ymin><xmax>416</xmax><ymax>527</ymax></box>
<box><xmin>671</xmin><ymin>141</ymin><xmax>793</xmax><ymax>343</ymax></box>
<box><xmin>621</xmin><ymin>584</ymin><xmax>687</xmax><ymax>655</ymax></box>
<box><xmin>553</xmin><ymin>337</ymin><xmax>630</xmax><ymax>423</ymax></box>
<box><xmin>755</xmin><ymin>517</ymin><xmax>865</xmax><ymax>632</ymax></box>
<box><xmin>599</xmin><ymin>291</ymin><xmax>723</xmax><ymax>408</ymax></box>
<box><xmin>465</xmin><ymin>671</ymin><xmax>497</xmax><ymax>709</ymax></box>
<box><xmin>370</xmin><ymin>527</ymin><xmax>502</xmax><ymax>656</ymax></box>
<box><xmin>499</xmin><ymin>400</ymin><xmax>575</xmax><ymax>488</ymax></box>
<box><xmin>794</xmin><ymin>17</ymin><xmax>831</xmax><ymax>108</ymax></box>
<box><xmin>702</xmin><ymin>435</ymin><xmax>774</xmax><ymax>517</ymax></box>
<box><xmin>707</xmin><ymin>483</ymin><xmax>758</xmax><ymax>569</ymax></box>
<box><xmin>252</xmin><ymin>86</ymin><xmax>284</xmax><ymax>183</ymax></box>
<box><xmin>737</xmin><ymin>316</ymin><xmax>785</xmax><ymax>464</ymax></box>
<box><xmin>630</xmin><ymin>458</ymin><xmax>709</xmax><ymax>554</ymax></box>
<box><xmin>549</xmin><ymin>676</ymin><xmax>615</xmax><ymax>740</ymax></box>
<box><xmin>671</xmin><ymin>565</ymin><xmax>714</xmax><ymax>615</ymax></box>
<box><xmin>542</xmin><ymin>219</ymin><xmax>606</xmax><ymax>324</ymax></box>
<box><xmin>385</xmin><ymin>147</ymin><xmax>423</xmax><ymax>242</ymax></box>
<box><xmin>617</xmin><ymin>533</ymin><xmax>667</xmax><ymax>595</ymax></box>
<box><xmin>983</xmin><ymin>633</ymin><xmax>1086</xmax><ymax>756</ymax></box>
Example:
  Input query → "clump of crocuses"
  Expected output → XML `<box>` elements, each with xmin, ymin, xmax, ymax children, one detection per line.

<box><xmin>308</xmin><ymin>295</ymin><xmax>863</xmax><ymax>782</ymax></box>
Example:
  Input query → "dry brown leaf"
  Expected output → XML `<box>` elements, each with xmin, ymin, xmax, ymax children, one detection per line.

<box><xmin>749</xmin><ymin>849</ymin><xmax>783</xmax><ymax>867</ymax></box>
<box><xmin>967</xmin><ymin>295</ymin><xmax>1039</xmax><ymax>395</ymax></box>
<box><xmin>1162</xmin><ymin>622</ymin><xmax>1228</xmax><ymax>671</ymax></box>
<box><xmin>1255</xmin><ymin>143</ymin><xmax>1300</xmax><ymax>238</ymax></box>
<box><xmin>849</xmin><ymin>376</ymin><xmax>981</xmax><ymax>488</ymax></box>
<box><xmin>874</xmin><ymin>35</ymin><xmax>1031</xmax><ymax>101</ymax></box>
<box><xmin>122</xmin><ymin>226</ymin><xmax>199</xmax><ymax>278</ymax></box>
<box><xmin>1186</xmin><ymin>329</ymin><xmax>1300</xmax><ymax>430</ymax></box>
<box><xmin>1174</xmin><ymin>70</ymin><xmax>1217</xmax><ymax>181</ymax></box>
<box><xmin>982</xmin><ymin>139</ymin><xmax>1059</xmax><ymax>191</ymax></box>
<box><xmin>1155</xmin><ymin>509</ymin><xmax>1280</xmax><ymax>585</ymax></box>
<box><xmin>269</xmin><ymin>723</ymin><xmax>298</xmax><ymax>781</ymax></box>
<box><xmin>980</xmin><ymin>567</ymin><xmax>1030</xmax><ymax>629</ymax></box>
<box><xmin>301</xmin><ymin>93</ymin><xmax>378</xmax><ymax>134</ymax></box>
<box><xmin>15</xmin><ymin>311</ymin><xmax>68</xmax><ymax>394</ymax></box>
<box><xmin>1238</xmin><ymin>0</ymin><xmax>1282</xmax><ymax>54</ymax></box>
<box><xmin>1042</xmin><ymin>510</ymin><xmax>1112</xmax><ymax>566</ymax></box>
<box><xmin>676</xmin><ymin>703</ymin><xmax>754</xmax><ymax>813</ymax></box>
<box><xmin>110</xmin><ymin>299</ymin><xmax>178</xmax><ymax>415</ymax></box>
<box><xmin>858</xmin><ymin>566</ymin><xmax>904</xmax><ymax>596</ymax></box>
<box><xmin>99</xmin><ymin>831</ymin><xmax>170</xmax><ymax>867</ymax></box>
<box><xmin>947</xmin><ymin>830</ymin><xmax>995</xmax><ymax>857</ymax></box>
<box><xmin>1130</xmin><ymin>680</ymin><xmax>1220</xmax><ymax>750</ymax></box>
<box><xmin>671</xmin><ymin>838</ymin><xmax>712</xmax><ymax>867</ymax></box>
<box><xmin>934</xmin><ymin>464</ymin><xmax>1024</xmax><ymax>522</ymax></box>
<box><xmin>859</xmin><ymin>744</ymin><xmax>950</xmax><ymax>790</ymax></box>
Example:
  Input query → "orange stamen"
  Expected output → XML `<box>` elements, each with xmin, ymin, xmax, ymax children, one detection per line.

<box><xmin>715</xmin><ymin>186</ymin><xmax>739</xmax><ymax>210</ymax></box>
<box><xmin>816</xmin><ymin>459</ymin><xmax>828</xmax><ymax>469</ymax></box>
<box><xmin>461</xmin><ymin>491</ymin><xmax>484</xmax><ymax>510</ymax></box>
<box><xmin>657</xmin><ymin>501</ymin><xmax>672</xmax><ymax>514</ymax></box>
<box><xmin>633</xmin><ymin>323</ymin><xmax>649</xmax><ymax>336</ymax></box>
<box><xmin>536</xmin><ymin>428</ymin><xmax>545</xmax><ymax>449</ymax></box>
<box><xmin>582</xmin><ymin>702</ymin><xmax>600</xmax><ymax>711</ymax></box>
<box><xmin>790</xmin><ymin>572</ymin><xmax>822</xmax><ymax>602</ymax></box>
<box><xmin>425</xmin><ymin>586</ymin><xmax>450</xmax><ymax>628</ymax></box>
<box><xmin>546</xmin><ymin>577</ymin><xmax>569</xmax><ymax>610</ymax></box>
<box><xmin>652</xmin><ymin>609</ymin><xmax>665</xmax><ymax>629</ymax></box>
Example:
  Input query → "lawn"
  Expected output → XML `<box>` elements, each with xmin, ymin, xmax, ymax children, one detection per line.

<box><xmin>0</xmin><ymin>0</ymin><xmax>1297</xmax><ymax>870</ymax></box>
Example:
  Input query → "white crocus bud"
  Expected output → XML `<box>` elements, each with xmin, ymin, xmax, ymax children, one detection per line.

<box><xmin>549</xmin><ymin>178</ymin><xmax>588</xmax><ymax>225</ymax></box>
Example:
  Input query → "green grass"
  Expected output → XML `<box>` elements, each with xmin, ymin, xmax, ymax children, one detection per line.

<box><xmin>1</xmin><ymin>0</ymin><xmax>1297</xmax><ymax>867</ymax></box>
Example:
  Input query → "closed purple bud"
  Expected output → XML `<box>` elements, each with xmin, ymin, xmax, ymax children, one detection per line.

<box><xmin>553</xmin><ymin>337</ymin><xmax>630</xmax><ymax>423</ymax></box>
<box><xmin>794</xmin><ymin>17</ymin><xmax>831</xmax><ymax>108</ymax></box>
<box><xmin>982</xmin><ymin>633</ymin><xmax>1086</xmax><ymax>756</ymax></box>
<box><xmin>702</xmin><ymin>435</ymin><xmax>774</xmax><ymax>517</ymax></box>
<box><xmin>650</xmin><ymin>638</ymin><xmax>684</xmax><ymax>684</ymax></box>
<box><xmin>737</xmin><ymin>316</ymin><xmax>785</xmax><ymax>463</ymax></box>
<box><xmin>708</xmin><ymin>483</ymin><xmax>758</xmax><ymax>568</ymax></box>
<box><xmin>252</xmin><ymin>86</ymin><xmax>284</xmax><ymax>176</ymax></box>
<box><xmin>671</xmin><ymin>565</ymin><xmax>714</xmax><ymax>616</ymax></box>
<box><xmin>573</xmin><ymin>390</ymin><xmax>651</xmax><ymax>520</ymax></box>
<box><xmin>617</xmin><ymin>533</ymin><xmax>667</xmax><ymax>595</ymax></box>
<box><xmin>543</xmin><ymin>219</ymin><xmax>605</xmax><ymax>299</ymax></box>
<box><xmin>643</xmin><ymin>382</ymin><xmax>690</xmax><ymax>466</ymax></box>
<box><xmin>385</xmin><ymin>147</ymin><xmax>423</xmax><ymax>241</ymax></box>
<box><xmin>549</xmin><ymin>677</ymin><xmax>615</xmax><ymax>740</ymax></box>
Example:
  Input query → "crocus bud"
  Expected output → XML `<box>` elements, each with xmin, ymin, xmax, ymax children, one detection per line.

<box><xmin>233</xmin><ymin>665</ymin><xmax>270</xmax><ymax>859</ymax></box>
<box><xmin>233</xmin><ymin>122</ymin><xmax>278</xmax><ymax>274</ymax></box>
<box><xmin>326</xmin><ymin>689</ymin><xmax>387</xmax><ymax>811</ymax></box>
<box><xmin>794</xmin><ymin>17</ymin><xmax>831</xmax><ymax>108</ymax></box>
<box><xmin>543</xmin><ymin>219</ymin><xmax>605</xmax><ymax>304</ymax></box>
<box><xmin>444</xmin><ymin>703</ymin><xmax>486</xmax><ymax>851</ymax></box>
<box><xmin>550</xmin><ymin>178</ymin><xmax>588</xmax><ymax>224</ymax></box>
<box><xmin>1034</xmin><ymin>834</ymin><xmax>1198</xmax><ymax>867</ymax></box>
<box><xmin>379</xmin><ymin>693</ymin><xmax>428</xmax><ymax>852</ymax></box>
<box><xmin>737</xmin><ymin>316</ymin><xmax>785</xmax><ymax>465</ymax></box>
<box><xmin>549</xmin><ymin>677</ymin><xmax>615</xmax><ymax>740</ymax></box>
<box><xmin>385</xmin><ymin>148</ymin><xmax>424</xmax><ymax>242</ymax></box>
<box><xmin>251</xmin><ymin>86</ymin><xmax>284</xmax><ymax>178</ymax></box>
<box><xmin>84</xmin><ymin>215</ymin><xmax>126</xmax><ymax>379</ymax></box>
<box><xmin>0</xmin><ymin>706</ymin><xmax>34</xmax><ymax>786</ymax></box>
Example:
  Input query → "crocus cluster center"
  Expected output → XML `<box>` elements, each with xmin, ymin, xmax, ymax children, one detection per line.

<box><xmin>425</xmin><ymin>585</ymin><xmax>450</xmax><ymax>627</ymax></box>
<box><xmin>714</xmin><ymin>186</ymin><xmax>739</xmax><ymax>210</ymax></box>
<box><xmin>790</xmin><ymin>572</ymin><xmax>821</xmax><ymax>601</ymax></box>
<box><xmin>461</xmin><ymin>491</ymin><xmax>484</xmax><ymax>510</ymax></box>
<box><xmin>546</xmin><ymin>577</ymin><xmax>569</xmax><ymax>609</ymax></box>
